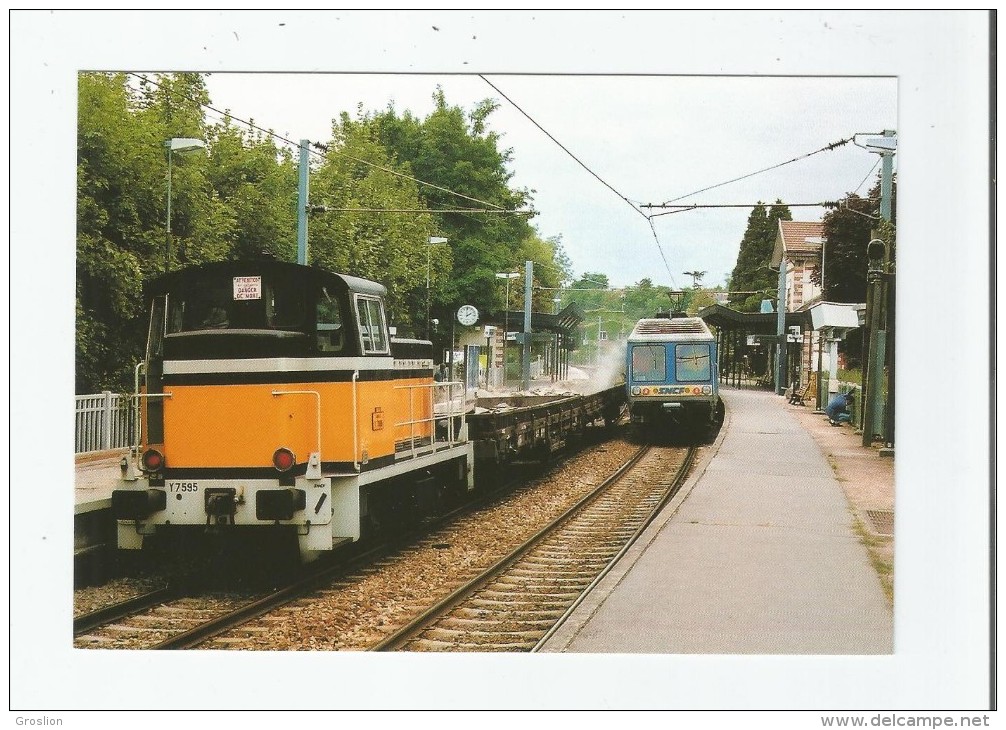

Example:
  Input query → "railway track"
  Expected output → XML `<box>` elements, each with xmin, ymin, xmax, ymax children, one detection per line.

<box><xmin>70</xmin><ymin>462</ymin><xmax>545</xmax><ymax>650</ymax></box>
<box><xmin>373</xmin><ymin>443</ymin><xmax>695</xmax><ymax>652</ymax></box>
<box><xmin>72</xmin><ymin>437</ymin><xmax>676</xmax><ymax>652</ymax></box>
<box><xmin>73</xmin><ymin>587</ymin><xmax>178</xmax><ymax>636</ymax></box>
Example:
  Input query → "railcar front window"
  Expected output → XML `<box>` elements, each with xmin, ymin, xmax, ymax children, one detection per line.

<box><xmin>675</xmin><ymin>343</ymin><xmax>711</xmax><ymax>382</ymax></box>
<box><xmin>631</xmin><ymin>345</ymin><xmax>666</xmax><ymax>382</ymax></box>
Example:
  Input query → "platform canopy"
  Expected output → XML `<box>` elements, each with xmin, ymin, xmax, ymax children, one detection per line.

<box><xmin>484</xmin><ymin>301</ymin><xmax>585</xmax><ymax>346</ymax></box>
<box><xmin>697</xmin><ymin>303</ymin><xmax>810</xmax><ymax>332</ymax></box>
<box><xmin>696</xmin><ymin>304</ymin><xmax>811</xmax><ymax>390</ymax></box>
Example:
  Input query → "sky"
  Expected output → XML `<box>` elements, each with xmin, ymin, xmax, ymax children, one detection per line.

<box><xmin>201</xmin><ymin>72</ymin><xmax>897</xmax><ymax>290</ymax></box>
<box><xmin>9</xmin><ymin>9</ymin><xmax>994</xmax><ymax>716</ymax></box>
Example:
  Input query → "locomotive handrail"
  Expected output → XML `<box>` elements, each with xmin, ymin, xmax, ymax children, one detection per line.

<box><xmin>123</xmin><ymin>391</ymin><xmax>172</xmax><ymax>474</ymax></box>
<box><xmin>133</xmin><ymin>362</ymin><xmax>145</xmax><ymax>450</ymax></box>
<box><xmin>394</xmin><ymin>380</ymin><xmax>465</xmax><ymax>457</ymax></box>
<box><xmin>352</xmin><ymin>371</ymin><xmax>360</xmax><ymax>471</ymax></box>
<box><xmin>271</xmin><ymin>389</ymin><xmax>322</xmax><ymax>467</ymax></box>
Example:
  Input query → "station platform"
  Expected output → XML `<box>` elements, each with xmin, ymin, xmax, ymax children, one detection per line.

<box><xmin>539</xmin><ymin>385</ymin><xmax>894</xmax><ymax>654</ymax></box>
<box><xmin>75</xmin><ymin>450</ymin><xmax>128</xmax><ymax>515</ymax></box>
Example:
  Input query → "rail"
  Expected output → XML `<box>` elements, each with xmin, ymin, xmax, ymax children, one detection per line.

<box><xmin>74</xmin><ymin>391</ymin><xmax>136</xmax><ymax>454</ymax></box>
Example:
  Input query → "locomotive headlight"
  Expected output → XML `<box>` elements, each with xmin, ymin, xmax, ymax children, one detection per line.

<box><xmin>141</xmin><ymin>448</ymin><xmax>164</xmax><ymax>472</ymax></box>
<box><xmin>272</xmin><ymin>447</ymin><xmax>296</xmax><ymax>472</ymax></box>
<box><xmin>630</xmin><ymin>386</ymin><xmax>641</xmax><ymax>396</ymax></box>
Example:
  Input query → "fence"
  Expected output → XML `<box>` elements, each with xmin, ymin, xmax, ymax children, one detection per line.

<box><xmin>75</xmin><ymin>391</ymin><xmax>135</xmax><ymax>454</ymax></box>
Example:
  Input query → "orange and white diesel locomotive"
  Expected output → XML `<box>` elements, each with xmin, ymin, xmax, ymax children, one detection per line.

<box><xmin>112</xmin><ymin>260</ymin><xmax>472</xmax><ymax>561</ymax></box>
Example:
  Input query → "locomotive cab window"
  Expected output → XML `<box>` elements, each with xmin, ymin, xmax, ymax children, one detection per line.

<box><xmin>165</xmin><ymin>272</ymin><xmax>307</xmax><ymax>334</ymax></box>
<box><xmin>631</xmin><ymin>345</ymin><xmax>666</xmax><ymax>383</ymax></box>
<box><xmin>265</xmin><ymin>278</ymin><xmax>306</xmax><ymax>331</ymax></box>
<box><xmin>147</xmin><ymin>295</ymin><xmax>167</xmax><ymax>358</ymax></box>
<box><xmin>355</xmin><ymin>295</ymin><xmax>389</xmax><ymax>354</ymax></box>
<box><xmin>675</xmin><ymin>343</ymin><xmax>711</xmax><ymax>382</ymax></box>
<box><xmin>316</xmin><ymin>287</ymin><xmax>345</xmax><ymax>353</ymax></box>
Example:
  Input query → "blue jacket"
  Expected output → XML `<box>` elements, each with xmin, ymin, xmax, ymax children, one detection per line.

<box><xmin>825</xmin><ymin>393</ymin><xmax>853</xmax><ymax>419</ymax></box>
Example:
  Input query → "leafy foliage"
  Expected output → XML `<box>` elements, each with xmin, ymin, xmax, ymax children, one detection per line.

<box><xmin>75</xmin><ymin>74</ymin><xmax>573</xmax><ymax>392</ymax></box>
<box><xmin>369</xmin><ymin>89</ymin><xmax>541</xmax><ymax>315</ymax></box>
<box><xmin>815</xmin><ymin>176</ymin><xmax>897</xmax><ymax>303</ymax></box>
<box><xmin>727</xmin><ymin>201</ymin><xmax>792</xmax><ymax>312</ymax></box>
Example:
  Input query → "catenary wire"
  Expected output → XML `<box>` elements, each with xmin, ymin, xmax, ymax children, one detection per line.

<box><xmin>853</xmin><ymin>158</ymin><xmax>882</xmax><ymax>195</ymax></box>
<box><xmin>479</xmin><ymin>74</ymin><xmax>678</xmax><ymax>286</ymax></box>
<box><xmin>655</xmin><ymin>136</ymin><xmax>854</xmax><ymax>207</ymax></box>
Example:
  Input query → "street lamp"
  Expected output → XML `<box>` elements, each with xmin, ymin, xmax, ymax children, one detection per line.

<box><xmin>495</xmin><ymin>271</ymin><xmax>521</xmax><ymax>384</ymax></box>
<box><xmin>426</xmin><ymin>236</ymin><xmax>449</xmax><ymax>339</ymax></box>
<box><xmin>164</xmin><ymin>137</ymin><xmax>206</xmax><ymax>273</ymax></box>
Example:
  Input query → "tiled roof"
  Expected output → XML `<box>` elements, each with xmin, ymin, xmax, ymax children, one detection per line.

<box><xmin>779</xmin><ymin>220</ymin><xmax>825</xmax><ymax>255</ymax></box>
<box><xmin>771</xmin><ymin>220</ymin><xmax>825</xmax><ymax>266</ymax></box>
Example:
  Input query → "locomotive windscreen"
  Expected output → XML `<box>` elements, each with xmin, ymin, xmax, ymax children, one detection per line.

<box><xmin>166</xmin><ymin>270</ymin><xmax>309</xmax><ymax>333</ymax></box>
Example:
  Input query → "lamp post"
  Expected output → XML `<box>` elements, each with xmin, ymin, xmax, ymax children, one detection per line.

<box><xmin>164</xmin><ymin>137</ymin><xmax>206</xmax><ymax>273</ymax></box>
<box><xmin>495</xmin><ymin>271</ymin><xmax>520</xmax><ymax>385</ymax></box>
<box><xmin>426</xmin><ymin>237</ymin><xmax>449</xmax><ymax>339</ymax></box>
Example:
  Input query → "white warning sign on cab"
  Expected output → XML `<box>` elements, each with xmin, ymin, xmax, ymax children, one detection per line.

<box><xmin>233</xmin><ymin>276</ymin><xmax>262</xmax><ymax>300</ymax></box>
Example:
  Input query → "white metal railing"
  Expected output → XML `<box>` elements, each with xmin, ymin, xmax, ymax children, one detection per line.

<box><xmin>395</xmin><ymin>380</ymin><xmax>467</xmax><ymax>461</ymax></box>
<box><xmin>75</xmin><ymin>391</ymin><xmax>136</xmax><ymax>454</ymax></box>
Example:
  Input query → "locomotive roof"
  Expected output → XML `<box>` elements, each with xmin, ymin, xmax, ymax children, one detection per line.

<box><xmin>628</xmin><ymin>317</ymin><xmax>714</xmax><ymax>342</ymax></box>
<box><xmin>145</xmin><ymin>260</ymin><xmax>387</xmax><ymax>299</ymax></box>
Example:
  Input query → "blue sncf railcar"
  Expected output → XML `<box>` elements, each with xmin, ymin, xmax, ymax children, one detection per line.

<box><xmin>625</xmin><ymin>315</ymin><xmax>722</xmax><ymax>437</ymax></box>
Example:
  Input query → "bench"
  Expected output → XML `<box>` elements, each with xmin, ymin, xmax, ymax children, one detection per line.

<box><xmin>788</xmin><ymin>378</ymin><xmax>816</xmax><ymax>406</ymax></box>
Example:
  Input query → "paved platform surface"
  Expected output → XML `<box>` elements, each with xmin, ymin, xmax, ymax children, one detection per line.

<box><xmin>75</xmin><ymin>450</ymin><xmax>128</xmax><ymax>514</ymax></box>
<box><xmin>540</xmin><ymin>386</ymin><xmax>893</xmax><ymax>654</ymax></box>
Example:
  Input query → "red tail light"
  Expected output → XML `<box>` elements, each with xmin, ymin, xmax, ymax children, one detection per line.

<box><xmin>272</xmin><ymin>448</ymin><xmax>296</xmax><ymax>472</ymax></box>
<box><xmin>141</xmin><ymin>448</ymin><xmax>164</xmax><ymax>472</ymax></box>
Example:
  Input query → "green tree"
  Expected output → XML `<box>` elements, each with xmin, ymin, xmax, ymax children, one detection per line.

<box><xmin>76</xmin><ymin>72</ymin><xmax>162</xmax><ymax>392</ymax></box>
<box><xmin>204</xmin><ymin>118</ymin><xmax>298</xmax><ymax>262</ymax></box>
<box><xmin>515</xmin><ymin>233</ymin><xmax>572</xmax><ymax>311</ymax></box>
<box><xmin>815</xmin><ymin>177</ymin><xmax>897</xmax><ymax>303</ymax></box>
<box><xmin>370</xmin><ymin>89</ymin><xmax>541</xmax><ymax>322</ymax></box>
<box><xmin>563</xmin><ymin>272</ymin><xmax>611</xmax><ymax>315</ymax></box>
<box><xmin>77</xmin><ymin>72</ymin><xmax>234</xmax><ymax>392</ymax></box>
<box><xmin>728</xmin><ymin>200</ymin><xmax>792</xmax><ymax>311</ymax></box>
<box><xmin>308</xmin><ymin>111</ymin><xmax>437</xmax><ymax>332</ymax></box>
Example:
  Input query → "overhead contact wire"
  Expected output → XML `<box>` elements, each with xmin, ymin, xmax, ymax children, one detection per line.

<box><xmin>655</xmin><ymin>136</ymin><xmax>854</xmax><ymax>207</ymax></box>
<box><xmin>478</xmin><ymin>75</ymin><xmax>647</xmax><ymax>221</ymax></box>
<box><xmin>480</xmin><ymin>74</ymin><xmax>678</xmax><ymax>285</ymax></box>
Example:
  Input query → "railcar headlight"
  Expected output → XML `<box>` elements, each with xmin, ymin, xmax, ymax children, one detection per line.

<box><xmin>702</xmin><ymin>386</ymin><xmax>712</xmax><ymax>395</ymax></box>
<box><xmin>141</xmin><ymin>448</ymin><xmax>164</xmax><ymax>472</ymax></box>
<box><xmin>272</xmin><ymin>447</ymin><xmax>296</xmax><ymax>472</ymax></box>
<box><xmin>630</xmin><ymin>386</ymin><xmax>641</xmax><ymax>396</ymax></box>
